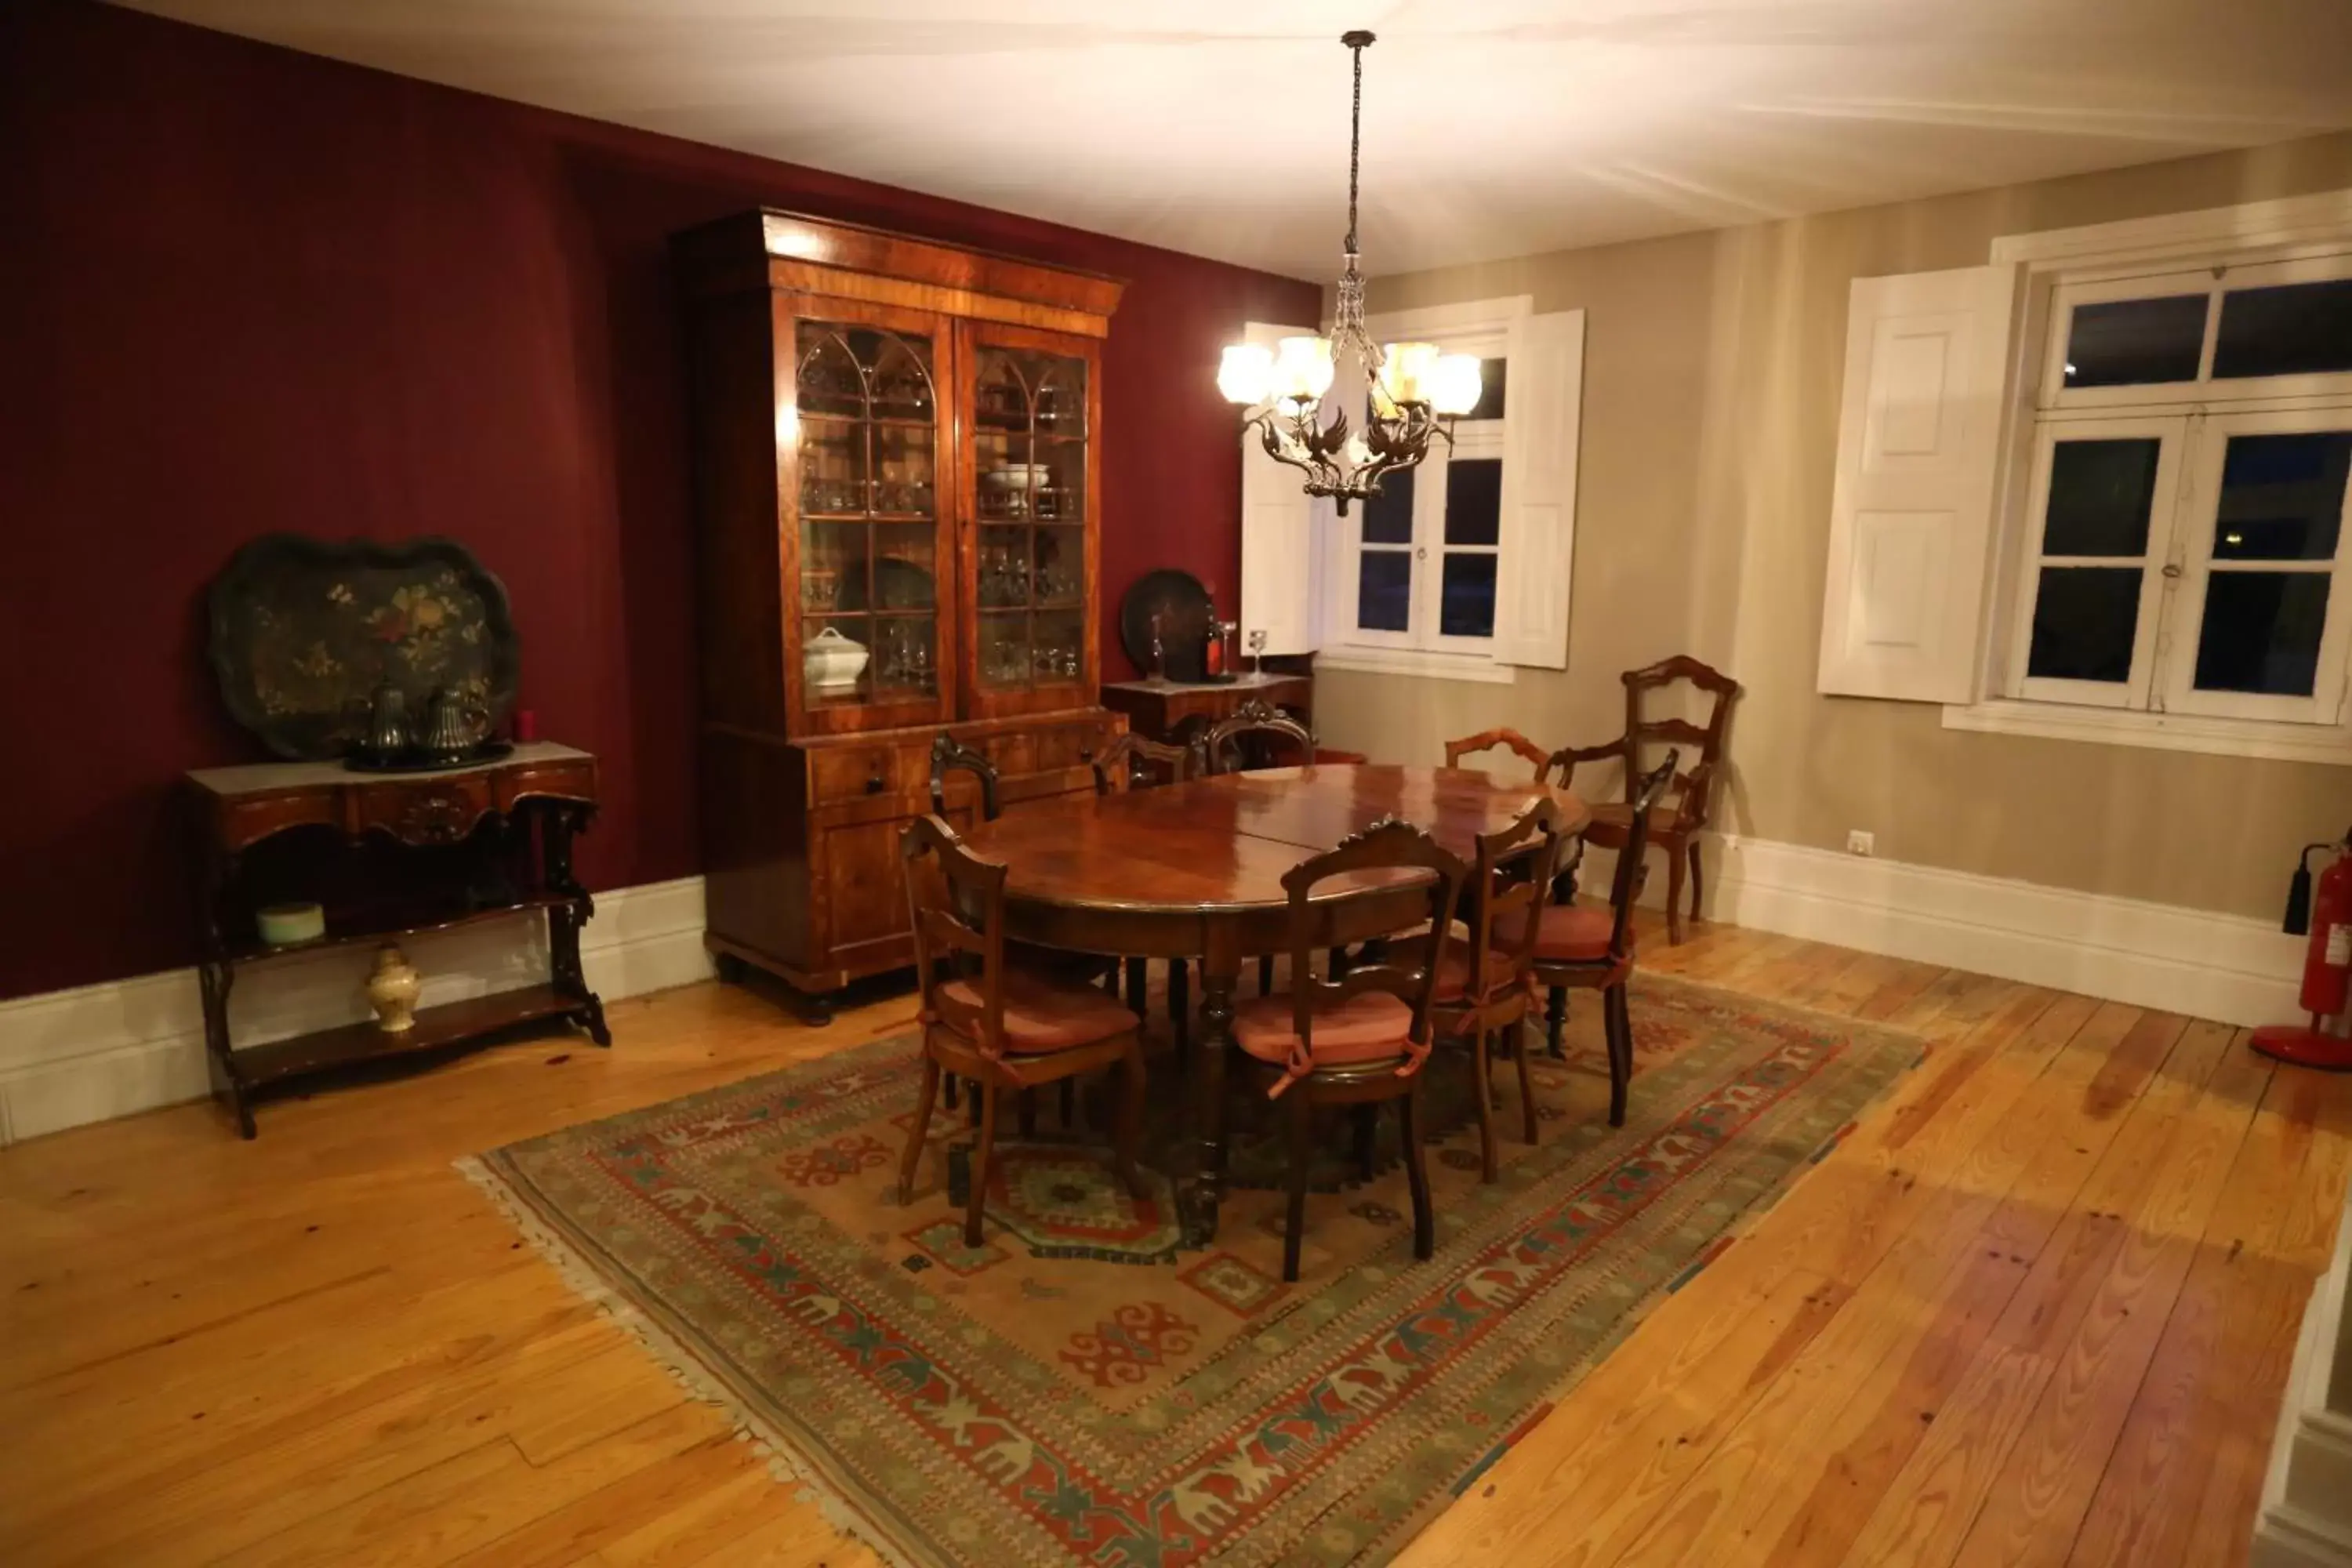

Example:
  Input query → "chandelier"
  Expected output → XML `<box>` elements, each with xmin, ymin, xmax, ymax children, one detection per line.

<box><xmin>1216</xmin><ymin>31</ymin><xmax>1480</xmax><ymax>515</ymax></box>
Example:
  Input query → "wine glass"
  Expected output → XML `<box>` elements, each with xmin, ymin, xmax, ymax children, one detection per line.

<box><xmin>1247</xmin><ymin>629</ymin><xmax>1267</xmax><ymax>677</ymax></box>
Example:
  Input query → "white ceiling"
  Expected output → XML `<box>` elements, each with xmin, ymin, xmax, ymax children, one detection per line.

<box><xmin>114</xmin><ymin>0</ymin><xmax>2352</xmax><ymax>281</ymax></box>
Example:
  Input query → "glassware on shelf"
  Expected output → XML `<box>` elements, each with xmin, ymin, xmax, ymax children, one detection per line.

<box><xmin>1247</xmin><ymin>628</ymin><xmax>1268</xmax><ymax>677</ymax></box>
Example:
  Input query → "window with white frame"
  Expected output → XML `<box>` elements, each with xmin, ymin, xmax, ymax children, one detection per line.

<box><xmin>1815</xmin><ymin>191</ymin><xmax>2352</xmax><ymax>761</ymax></box>
<box><xmin>1237</xmin><ymin>302</ymin><xmax>1583</xmax><ymax>684</ymax></box>
<box><xmin>2011</xmin><ymin>254</ymin><xmax>2352</xmax><ymax>724</ymax></box>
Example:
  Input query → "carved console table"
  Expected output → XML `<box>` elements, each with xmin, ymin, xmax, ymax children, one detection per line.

<box><xmin>184</xmin><ymin>742</ymin><xmax>608</xmax><ymax>1137</ymax></box>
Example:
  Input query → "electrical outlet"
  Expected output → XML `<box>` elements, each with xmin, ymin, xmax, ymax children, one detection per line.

<box><xmin>1846</xmin><ymin>829</ymin><xmax>1875</xmax><ymax>858</ymax></box>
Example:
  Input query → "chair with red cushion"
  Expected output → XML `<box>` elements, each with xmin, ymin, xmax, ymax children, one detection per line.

<box><xmin>1228</xmin><ymin>818</ymin><xmax>1466</xmax><ymax>1282</ymax></box>
<box><xmin>1430</xmin><ymin>799</ymin><xmax>1568</xmax><ymax>1182</ymax></box>
<box><xmin>1534</xmin><ymin>752</ymin><xmax>1677</xmax><ymax>1128</ymax></box>
<box><xmin>897</xmin><ymin>815</ymin><xmax>1149</xmax><ymax>1247</ymax></box>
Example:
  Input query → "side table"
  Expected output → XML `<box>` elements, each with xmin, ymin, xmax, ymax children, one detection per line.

<box><xmin>185</xmin><ymin>742</ymin><xmax>610</xmax><ymax>1138</ymax></box>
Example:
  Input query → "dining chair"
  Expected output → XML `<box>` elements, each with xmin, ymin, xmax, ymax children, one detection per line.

<box><xmin>1200</xmin><ymin>699</ymin><xmax>1315</xmax><ymax>776</ymax></box>
<box><xmin>1534</xmin><ymin>751</ymin><xmax>1676</xmax><ymax>1128</ymax></box>
<box><xmin>1090</xmin><ymin>732</ymin><xmax>1201</xmax><ymax>1058</ymax></box>
<box><xmin>926</xmin><ymin>731</ymin><xmax>1112</xmax><ymax>1125</ymax></box>
<box><xmin>1547</xmin><ymin>655</ymin><xmax>1739</xmax><ymax>945</ymax></box>
<box><xmin>897</xmin><ymin>815</ymin><xmax>1149</xmax><ymax>1247</ymax></box>
<box><xmin>1442</xmin><ymin>728</ymin><xmax>1555</xmax><ymax>782</ymax></box>
<box><xmin>1430</xmin><ymin>798</ymin><xmax>1567</xmax><ymax>1182</ymax></box>
<box><xmin>1203</xmin><ymin>699</ymin><xmax>1323</xmax><ymax>994</ymax></box>
<box><xmin>1227</xmin><ymin>817</ymin><xmax>1465</xmax><ymax>1282</ymax></box>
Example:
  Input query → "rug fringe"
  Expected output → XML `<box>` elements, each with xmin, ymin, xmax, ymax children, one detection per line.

<box><xmin>455</xmin><ymin>1155</ymin><xmax>919</xmax><ymax>1568</ymax></box>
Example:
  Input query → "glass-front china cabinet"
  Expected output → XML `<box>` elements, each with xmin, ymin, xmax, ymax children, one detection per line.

<box><xmin>674</xmin><ymin>211</ymin><xmax>1122</xmax><ymax>1015</ymax></box>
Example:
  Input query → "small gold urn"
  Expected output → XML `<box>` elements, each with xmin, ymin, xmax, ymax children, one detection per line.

<box><xmin>364</xmin><ymin>944</ymin><xmax>423</xmax><ymax>1033</ymax></box>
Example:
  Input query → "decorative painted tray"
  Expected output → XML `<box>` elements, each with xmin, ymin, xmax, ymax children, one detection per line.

<box><xmin>206</xmin><ymin>535</ymin><xmax>519</xmax><ymax>760</ymax></box>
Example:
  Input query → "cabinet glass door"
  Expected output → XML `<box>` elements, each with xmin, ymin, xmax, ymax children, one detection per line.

<box><xmin>793</xmin><ymin>318</ymin><xmax>948</xmax><ymax>724</ymax></box>
<box><xmin>969</xmin><ymin>335</ymin><xmax>1093</xmax><ymax>710</ymax></box>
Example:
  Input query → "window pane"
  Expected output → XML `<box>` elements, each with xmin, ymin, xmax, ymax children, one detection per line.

<box><xmin>2027</xmin><ymin>566</ymin><xmax>2142</xmax><ymax>682</ymax></box>
<box><xmin>1361</xmin><ymin>468</ymin><xmax>1414</xmax><ymax>544</ymax></box>
<box><xmin>1444</xmin><ymin>458</ymin><xmax>1503</xmax><ymax>546</ymax></box>
<box><xmin>1357</xmin><ymin>550</ymin><xmax>1411</xmax><ymax>631</ymax></box>
<box><xmin>1457</xmin><ymin>358</ymin><xmax>1507</xmax><ymax>420</ymax></box>
<box><xmin>2212</xmin><ymin>431</ymin><xmax>2352</xmax><ymax>561</ymax></box>
<box><xmin>2062</xmin><ymin>295</ymin><xmax>2208</xmax><ymax>388</ymax></box>
<box><xmin>1439</xmin><ymin>554</ymin><xmax>1497</xmax><ymax>638</ymax></box>
<box><xmin>2194</xmin><ymin>572</ymin><xmax>2330</xmax><ymax>695</ymax></box>
<box><xmin>2213</xmin><ymin>279</ymin><xmax>2352</xmax><ymax>380</ymax></box>
<box><xmin>2043</xmin><ymin>438</ymin><xmax>2160</xmax><ymax>557</ymax></box>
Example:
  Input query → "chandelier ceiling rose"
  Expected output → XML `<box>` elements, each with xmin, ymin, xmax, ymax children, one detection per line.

<box><xmin>1215</xmin><ymin>30</ymin><xmax>1481</xmax><ymax>514</ymax></box>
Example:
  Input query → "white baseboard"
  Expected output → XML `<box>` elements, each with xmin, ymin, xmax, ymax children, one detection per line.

<box><xmin>1581</xmin><ymin>834</ymin><xmax>2306</xmax><ymax>1030</ymax></box>
<box><xmin>0</xmin><ymin>877</ymin><xmax>713</xmax><ymax>1146</ymax></box>
<box><xmin>2256</xmin><ymin>1194</ymin><xmax>2352</xmax><ymax>1567</ymax></box>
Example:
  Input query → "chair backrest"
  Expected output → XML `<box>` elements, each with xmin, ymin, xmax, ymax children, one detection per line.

<box><xmin>1459</xmin><ymin>797</ymin><xmax>1567</xmax><ymax>1000</ymax></box>
<box><xmin>1279</xmin><ymin>817</ymin><xmax>1466</xmax><ymax>1071</ymax></box>
<box><xmin>1201</xmin><ymin>699</ymin><xmax>1315</xmax><ymax>775</ymax></box>
<box><xmin>1090</xmin><ymin>731</ymin><xmax>1196</xmax><ymax>794</ymax></box>
<box><xmin>929</xmin><ymin>731</ymin><xmax>1000</xmax><ymax>821</ymax></box>
<box><xmin>899</xmin><ymin>815</ymin><xmax>1009</xmax><ymax>1055</ymax></box>
<box><xmin>1622</xmin><ymin>656</ymin><xmax>1738</xmax><ymax>830</ymax></box>
<box><xmin>1602</xmin><ymin>751</ymin><xmax>1680</xmax><ymax>958</ymax></box>
<box><xmin>1443</xmin><ymin>728</ymin><xmax>1554</xmax><ymax>784</ymax></box>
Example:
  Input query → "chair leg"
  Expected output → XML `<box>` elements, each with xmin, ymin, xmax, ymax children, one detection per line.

<box><xmin>1545</xmin><ymin>985</ymin><xmax>1567</xmax><ymax>1059</ymax></box>
<box><xmin>1170</xmin><ymin>960</ymin><xmax>1189</xmax><ymax>1062</ymax></box>
<box><xmin>942</xmin><ymin>1072</ymin><xmax>960</xmax><ymax>1111</ymax></box>
<box><xmin>1282</xmin><ymin>1087</ymin><xmax>1314</xmax><ymax>1283</ymax></box>
<box><xmin>1605</xmin><ymin>984</ymin><xmax>1631</xmax><ymax>1128</ymax></box>
<box><xmin>1018</xmin><ymin>1088</ymin><xmax>1037</xmax><ymax>1138</ymax></box>
<box><xmin>1352</xmin><ymin>1102</ymin><xmax>1378</xmax><ymax>1181</ymax></box>
<box><xmin>1399</xmin><ymin>1083</ymin><xmax>1434</xmax><ymax>1261</ymax></box>
<box><xmin>1059</xmin><ymin>1077</ymin><xmax>1078</xmax><ymax>1131</ymax></box>
<box><xmin>1686</xmin><ymin>838</ymin><xmax>1704</xmax><ymax>927</ymax></box>
<box><xmin>898</xmin><ymin>1054</ymin><xmax>940</xmax><ymax>1203</ymax></box>
<box><xmin>1664</xmin><ymin>847</ymin><xmax>1687</xmax><ymax>946</ymax></box>
<box><xmin>1126</xmin><ymin>956</ymin><xmax>1146</xmax><ymax>1012</ymax></box>
<box><xmin>1512</xmin><ymin>1018</ymin><xmax>1540</xmax><ymax>1146</ymax></box>
<box><xmin>1471</xmin><ymin>1028</ymin><xmax>1498</xmax><ymax>1185</ymax></box>
<box><xmin>1258</xmin><ymin>954</ymin><xmax>1276</xmax><ymax>996</ymax></box>
<box><xmin>966</xmin><ymin>1083</ymin><xmax>1000</xmax><ymax>1248</ymax></box>
<box><xmin>1116</xmin><ymin>1047</ymin><xmax>1149</xmax><ymax>1199</ymax></box>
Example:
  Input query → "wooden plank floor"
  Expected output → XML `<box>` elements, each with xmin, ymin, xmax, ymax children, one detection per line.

<box><xmin>2</xmin><ymin>916</ymin><xmax>2344</xmax><ymax>1566</ymax></box>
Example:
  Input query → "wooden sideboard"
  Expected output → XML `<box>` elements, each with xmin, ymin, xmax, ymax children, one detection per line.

<box><xmin>674</xmin><ymin>209</ymin><xmax>1127</xmax><ymax>1018</ymax></box>
<box><xmin>185</xmin><ymin>742</ymin><xmax>608</xmax><ymax>1137</ymax></box>
<box><xmin>1098</xmin><ymin>670</ymin><xmax>1316</xmax><ymax>749</ymax></box>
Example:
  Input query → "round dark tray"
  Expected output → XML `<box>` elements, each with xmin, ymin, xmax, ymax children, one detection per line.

<box><xmin>1118</xmin><ymin>569</ymin><xmax>1215</xmax><ymax>682</ymax></box>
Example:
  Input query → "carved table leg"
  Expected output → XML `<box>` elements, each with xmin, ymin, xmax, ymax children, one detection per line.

<box><xmin>1188</xmin><ymin>944</ymin><xmax>1240</xmax><ymax>1245</ymax></box>
<box><xmin>193</xmin><ymin>840</ymin><xmax>255</xmax><ymax>1138</ymax></box>
<box><xmin>543</xmin><ymin>802</ymin><xmax>611</xmax><ymax>1047</ymax></box>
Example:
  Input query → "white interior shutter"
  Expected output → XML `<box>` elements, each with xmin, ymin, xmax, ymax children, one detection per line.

<box><xmin>1817</xmin><ymin>264</ymin><xmax>2017</xmax><ymax>701</ymax></box>
<box><xmin>1492</xmin><ymin>309</ymin><xmax>1584</xmax><ymax>669</ymax></box>
<box><xmin>1238</xmin><ymin>321</ymin><xmax>1323</xmax><ymax>656</ymax></box>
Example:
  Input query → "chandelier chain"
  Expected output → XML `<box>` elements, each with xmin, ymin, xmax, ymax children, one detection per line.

<box><xmin>1345</xmin><ymin>36</ymin><xmax>1364</xmax><ymax>257</ymax></box>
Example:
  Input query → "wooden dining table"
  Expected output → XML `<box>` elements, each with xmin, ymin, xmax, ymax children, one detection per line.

<box><xmin>959</xmin><ymin>764</ymin><xmax>1591</xmax><ymax>1241</ymax></box>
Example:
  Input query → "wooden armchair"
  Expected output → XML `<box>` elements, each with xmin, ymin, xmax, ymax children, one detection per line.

<box><xmin>1443</xmin><ymin>728</ymin><xmax>1555</xmax><ymax>782</ymax></box>
<box><xmin>1200</xmin><ymin>699</ymin><xmax>1315</xmax><ymax>775</ymax></box>
<box><xmin>1549</xmin><ymin>655</ymin><xmax>1739</xmax><ymax>944</ymax></box>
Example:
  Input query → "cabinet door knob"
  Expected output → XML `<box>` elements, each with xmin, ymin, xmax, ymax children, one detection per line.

<box><xmin>1078</xmin><ymin>746</ymin><xmax>1095</xmax><ymax>762</ymax></box>
<box><xmin>865</xmin><ymin>772</ymin><xmax>887</xmax><ymax>794</ymax></box>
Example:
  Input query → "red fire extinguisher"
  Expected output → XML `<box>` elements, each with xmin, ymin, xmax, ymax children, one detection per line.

<box><xmin>2252</xmin><ymin>829</ymin><xmax>2352</xmax><ymax>1070</ymax></box>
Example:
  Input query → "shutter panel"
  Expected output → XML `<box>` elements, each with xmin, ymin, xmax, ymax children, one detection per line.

<box><xmin>1492</xmin><ymin>310</ymin><xmax>1584</xmax><ymax>669</ymax></box>
<box><xmin>1817</xmin><ymin>264</ymin><xmax>2017</xmax><ymax>701</ymax></box>
<box><xmin>1238</xmin><ymin>321</ymin><xmax>1323</xmax><ymax>656</ymax></box>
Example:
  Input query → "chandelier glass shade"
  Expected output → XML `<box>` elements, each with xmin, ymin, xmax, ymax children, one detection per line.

<box><xmin>1217</xmin><ymin>31</ymin><xmax>1480</xmax><ymax>514</ymax></box>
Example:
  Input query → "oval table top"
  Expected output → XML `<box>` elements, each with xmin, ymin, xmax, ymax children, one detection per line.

<box><xmin>959</xmin><ymin>764</ymin><xmax>1591</xmax><ymax>915</ymax></box>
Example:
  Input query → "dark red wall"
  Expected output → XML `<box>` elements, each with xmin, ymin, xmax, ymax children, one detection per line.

<box><xmin>0</xmin><ymin>0</ymin><xmax>1319</xmax><ymax>1000</ymax></box>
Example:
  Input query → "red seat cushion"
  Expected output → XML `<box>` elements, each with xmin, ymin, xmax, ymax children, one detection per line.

<box><xmin>1433</xmin><ymin>944</ymin><xmax>1523</xmax><ymax>1002</ymax></box>
<box><xmin>939</xmin><ymin>971</ymin><xmax>1138</xmax><ymax>1054</ymax></box>
<box><xmin>1232</xmin><ymin>991</ymin><xmax>1416</xmax><ymax>1076</ymax></box>
<box><xmin>1534</xmin><ymin>905</ymin><xmax>1620</xmax><ymax>962</ymax></box>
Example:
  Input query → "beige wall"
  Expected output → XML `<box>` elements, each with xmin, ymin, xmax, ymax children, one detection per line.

<box><xmin>1316</xmin><ymin>132</ymin><xmax>2352</xmax><ymax>920</ymax></box>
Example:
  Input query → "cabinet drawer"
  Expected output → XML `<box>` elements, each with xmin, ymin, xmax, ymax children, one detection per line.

<box><xmin>352</xmin><ymin>775</ymin><xmax>494</xmax><ymax>846</ymax></box>
<box><xmin>1030</xmin><ymin>720</ymin><xmax>1112</xmax><ymax>773</ymax></box>
<box><xmin>808</xmin><ymin>742</ymin><xmax>917</xmax><ymax>804</ymax></box>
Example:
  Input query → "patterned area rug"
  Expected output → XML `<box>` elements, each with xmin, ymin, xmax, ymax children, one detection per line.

<box><xmin>466</xmin><ymin>973</ymin><xmax>1923</xmax><ymax>1567</ymax></box>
